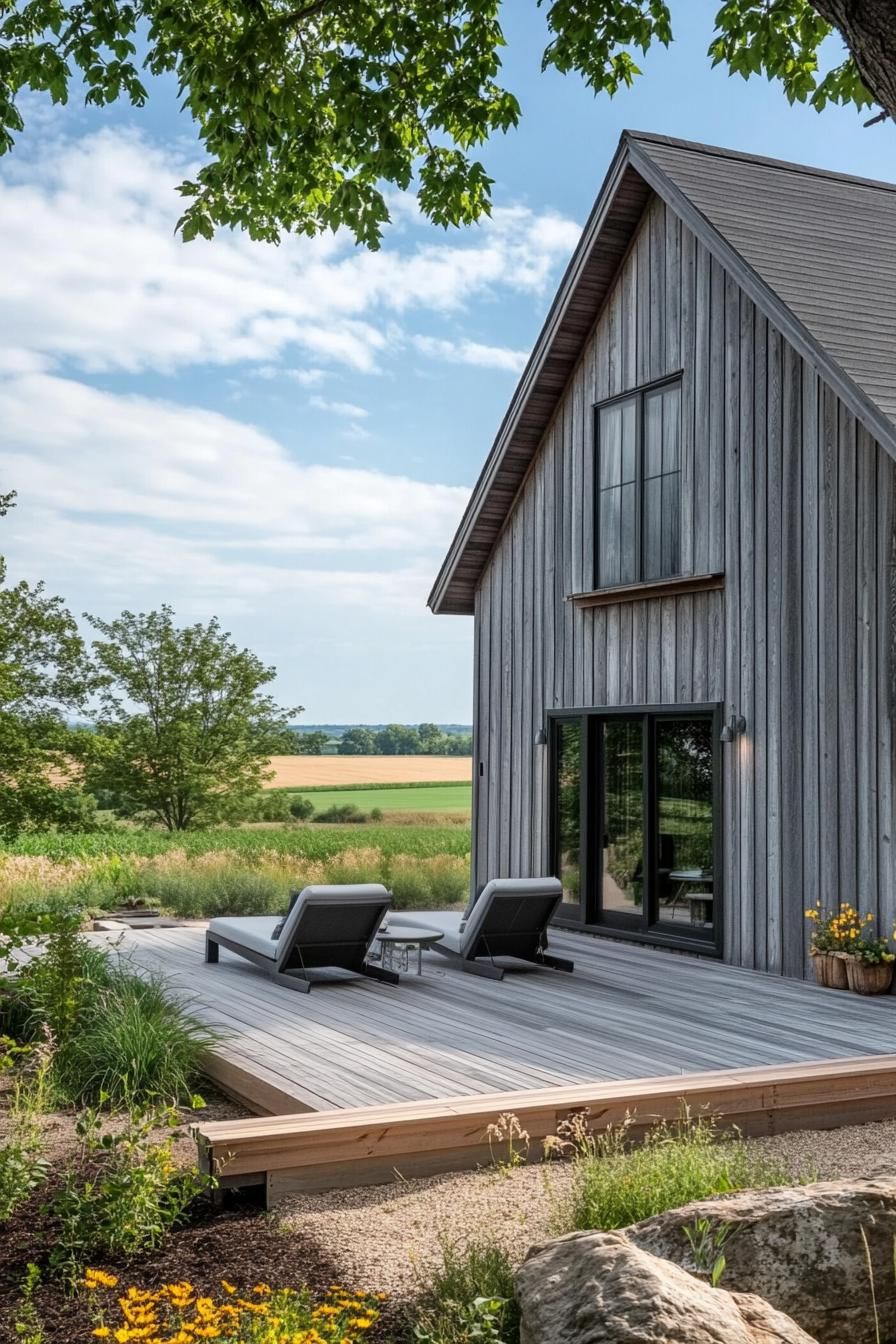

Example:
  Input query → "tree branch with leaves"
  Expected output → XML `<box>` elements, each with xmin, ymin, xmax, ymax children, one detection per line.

<box><xmin>0</xmin><ymin>1</ymin><xmax>885</xmax><ymax>249</ymax></box>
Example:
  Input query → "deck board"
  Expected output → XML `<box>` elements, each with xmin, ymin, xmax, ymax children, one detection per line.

<box><xmin>106</xmin><ymin>926</ymin><xmax>896</xmax><ymax>1114</ymax></box>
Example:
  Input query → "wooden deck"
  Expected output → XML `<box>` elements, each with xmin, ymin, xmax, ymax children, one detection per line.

<box><xmin>109</xmin><ymin>925</ymin><xmax>896</xmax><ymax>1115</ymax></box>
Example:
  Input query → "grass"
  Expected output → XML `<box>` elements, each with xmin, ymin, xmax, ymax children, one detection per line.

<box><xmin>0</xmin><ymin>832</ymin><xmax>471</xmax><ymax>921</ymax></box>
<box><xmin>52</xmin><ymin>967</ymin><xmax>215</xmax><ymax>1106</ymax></box>
<box><xmin>552</xmin><ymin>1109</ymin><xmax>793</xmax><ymax>1234</ymax></box>
<box><xmin>287</xmin><ymin>783</ymin><xmax>472</xmax><ymax>814</ymax></box>
<box><xmin>2</xmin><ymin>920</ymin><xmax>213</xmax><ymax>1107</ymax></box>
<box><xmin>406</xmin><ymin>1237</ymin><xmax>519</xmax><ymax>1344</ymax></box>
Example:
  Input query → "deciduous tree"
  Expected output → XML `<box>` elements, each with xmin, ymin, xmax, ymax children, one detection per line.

<box><xmin>0</xmin><ymin>493</ymin><xmax>99</xmax><ymax>840</ymax></box>
<box><xmin>85</xmin><ymin>606</ymin><xmax>301</xmax><ymax>830</ymax></box>
<box><xmin>337</xmin><ymin>727</ymin><xmax>378</xmax><ymax>755</ymax></box>
<box><xmin>0</xmin><ymin>2</ymin><xmax>885</xmax><ymax>249</ymax></box>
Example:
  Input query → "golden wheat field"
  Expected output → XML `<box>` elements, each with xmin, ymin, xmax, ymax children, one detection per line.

<box><xmin>263</xmin><ymin>754</ymin><xmax>473</xmax><ymax>788</ymax></box>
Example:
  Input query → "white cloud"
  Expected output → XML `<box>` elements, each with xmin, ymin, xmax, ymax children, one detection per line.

<box><xmin>0</xmin><ymin>370</ymin><xmax>468</xmax><ymax>576</ymax></box>
<box><xmin>0</xmin><ymin>127</ymin><xmax>580</xmax><ymax>379</ymax></box>
<box><xmin>414</xmin><ymin>335</ymin><xmax>529</xmax><ymax>373</ymax></box>
<box><xmin>288</xmin><ymin>368</ymin><xmax>328</xmax><ymax>387</ymax></box>
<box><xmin>309</xmin><ymin>395</ymin><xmax>369</xmax><ymax>419</ymax></box>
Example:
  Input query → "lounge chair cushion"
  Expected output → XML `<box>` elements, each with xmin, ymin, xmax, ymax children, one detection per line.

<box><xmin>461</xmin><ymin>877</ymin><xmax>561</xmax><ymax>952</ymax></box>
<box><xmin>275</xmin><ymin>883</ymin><xmax>390</xmax><ymax>958</ymax></box>
<box><xmin>413</xmin><ymin>878</ymin><xmax>563</xmax><ymax>959</ymax></box>
<box><xmin>208</xmin><ymin>915</ymin><xmax>281</xmax><ymax>960</ymax></box>
<box><xmin>210</xmin><ymin>884</ymin><xmax>392</xmax><ymax>969</ymax></box>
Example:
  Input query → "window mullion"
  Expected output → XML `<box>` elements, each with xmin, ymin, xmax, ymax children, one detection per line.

<box><xmin>636</xmin><ymin>391</ymin><xmax>645</xmax><ymax>583</ymax></box>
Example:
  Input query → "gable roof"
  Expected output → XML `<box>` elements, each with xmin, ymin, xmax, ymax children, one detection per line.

<box><xmin>429</xmin><ymin>131</ymin><xmax>896</xmax><ymax>616</ymax></box>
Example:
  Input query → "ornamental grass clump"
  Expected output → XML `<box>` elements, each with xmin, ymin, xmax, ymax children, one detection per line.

<box><xmin>550</xmin><ymin>1108</ymin><xmax>792</xmax><ymax>1234</ymax></box>
<box><xmin>83</xmin><ymin>1272</ymin><xmax>384</xmax><ymax>1343</ymax></box>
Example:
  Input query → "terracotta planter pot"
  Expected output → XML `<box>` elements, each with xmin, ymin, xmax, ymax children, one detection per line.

<box><xmin>810</xmin><ymin>950</ymin><xmax>850</xmax><ymax>989</ymax></box>
<box><xmin>845</xmin><ymin>957</ymin><xmax>895</xmax><ymax>995</ymax></box>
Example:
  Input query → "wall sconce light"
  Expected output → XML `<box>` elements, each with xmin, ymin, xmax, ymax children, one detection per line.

<box><xmin>719</xmin><ymin>714</ymin><xmax>747</xmax><ymax>743</ymax></box>
<box><xmin>534</xmin><ymin>728</ymin><xmax>548</xmax><ymax>747</ymax></box>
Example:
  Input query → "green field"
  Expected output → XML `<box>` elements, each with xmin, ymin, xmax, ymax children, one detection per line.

<box><xmin>4</xmin><ymin>823</ymin><xmax>471</xmax><ymax>861</ymax></box>
<box><xmin>291</xmin><ymin>782</ymin><xmax>472</xmax><ymax>814</ymax></box>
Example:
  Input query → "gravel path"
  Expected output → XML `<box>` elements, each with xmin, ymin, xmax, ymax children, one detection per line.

<box><xmin>279</xmin><ymin>1119</ymin><xmax>896</xmax><ymax>1300</ymax></box>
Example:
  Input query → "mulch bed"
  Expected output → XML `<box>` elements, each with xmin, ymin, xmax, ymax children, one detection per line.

<box><xmin>0</xmin><ymin>1185</ymin><xmax>401</xmax><ymax>1341</ymax></box>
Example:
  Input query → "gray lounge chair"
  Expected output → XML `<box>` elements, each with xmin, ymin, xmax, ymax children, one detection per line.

<box><xmin>205</xmin><ymin>883</ymin><xmax>397</xmax><ymax>992</ymax></box>
<box><xmin>412</xmin><ymin>877</ymin><xmax>573</xmax><ymax>980</ymax></box>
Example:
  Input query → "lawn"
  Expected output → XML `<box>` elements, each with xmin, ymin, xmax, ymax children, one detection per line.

<box><xmin>286</xmin><ymin>782</ymin><xmax>472</xmax><ymax>814</ymax></box>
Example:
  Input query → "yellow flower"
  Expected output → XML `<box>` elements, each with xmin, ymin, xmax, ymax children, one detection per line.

<box><xmin>84</xmin><ymin>1269</ymin><xmax>120</xmax><ymax>1290</ymax></box>
<box><xmin>92</xmin><ymin>1331</ymin><xmax>111</xmax><ymax>1340</ymax></box>
<box><xmin>220</xmin><ymin>1280</ymin><xmax>236</xmax><ymax>1296</ymax></box>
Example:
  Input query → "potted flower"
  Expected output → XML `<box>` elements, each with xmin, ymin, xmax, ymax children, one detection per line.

<box><xmin>845</xmin><ymin>932</ymin><xmax>895</xmax><ymax>995</ymax></box>
<box><xmin>804</xmin><ymin>902</ymin><xmax>865</xmax><ymax>989</ymax></box>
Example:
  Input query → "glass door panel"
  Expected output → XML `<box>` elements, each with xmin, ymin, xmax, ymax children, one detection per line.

<box><xmin>550</xmin><ymin>707</ymin><xmax>717</xmax><ymax>947</ymax></box>
<box><xmin>652</xmin><ymin>718</ymin><xmax>715</xmax><ymax>933</ymax></box>
<box><xmin>554</xmin><ymin>719</ymin><xmax>584</xmax><ymax>915</ymax></box>
<box><xmin>601</xmin><ymin>718</ymin><xmax>643</xmax><ymax>922</ymax></box>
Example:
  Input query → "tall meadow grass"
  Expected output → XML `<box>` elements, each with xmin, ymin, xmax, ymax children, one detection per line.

<box><xmin>0</xmin><ymin>832</ymin><xmax>471</xmax><ymax>920</ymax></box>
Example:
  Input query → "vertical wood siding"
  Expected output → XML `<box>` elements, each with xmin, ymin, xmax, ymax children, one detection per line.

<box><xmin>472</xmin><ymin>194</ymin><xmax>896</xmax><ymax>976</ymax></box>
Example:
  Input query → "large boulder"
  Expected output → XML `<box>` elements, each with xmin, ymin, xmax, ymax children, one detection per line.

<box><xmin>515</xmin><ymin>1229</ymin><xmax>818</xmax><ymax>1344</ymax></box>
<box><xmin>626</xmin><ymin>1174</ymin><xmax>896</xmax><ymax>1344</ymax></box>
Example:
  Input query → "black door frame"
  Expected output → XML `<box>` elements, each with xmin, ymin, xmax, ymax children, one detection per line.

<box><xmin>547</xmin><ymin>703</ymin><xmax>723</xmax><ymax>958</ymax></box>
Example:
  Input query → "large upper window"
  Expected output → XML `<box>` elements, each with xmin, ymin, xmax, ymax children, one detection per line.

<box><xmin>595</xmin><ymin>377</ymin><xmax>681</xmax><ymax>588</ymax></box>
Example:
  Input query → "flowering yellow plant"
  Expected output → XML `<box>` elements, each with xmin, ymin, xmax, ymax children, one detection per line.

<box><xmin>83</xmin><ymin>1271</ymin><xmax>385</xmax><ymax>1344</ymax></box>
<box><xmin>804</xmin><ymin>901</ymin><xmax>872</xmax><ymax>952</ymax></box>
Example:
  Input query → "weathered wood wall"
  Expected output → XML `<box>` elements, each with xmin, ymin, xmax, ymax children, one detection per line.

<box><xmin>472</xmin><ymin>193</ymin><xmax>896</xmax><ymax>977</ymax></box>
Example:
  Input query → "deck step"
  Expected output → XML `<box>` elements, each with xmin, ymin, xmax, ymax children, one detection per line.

<box><xmin>194</xmin><ymin>1053</ymin><xmax>896</xmax><ymax>1203</ymax></box>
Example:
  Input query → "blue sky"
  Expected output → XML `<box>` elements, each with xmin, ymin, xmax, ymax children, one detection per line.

<box><xmin>1</xmin><ymin>2</ymin><xmax>893</xmax><ymax>723</ymax></box>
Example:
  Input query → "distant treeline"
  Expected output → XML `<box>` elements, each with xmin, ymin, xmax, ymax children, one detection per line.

<box><xmin>291</xmin><ymin>724</ymin><xmax>472</xmax><ymax>756</ymax></box>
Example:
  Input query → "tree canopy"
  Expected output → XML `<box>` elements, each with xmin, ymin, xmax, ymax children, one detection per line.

<box><xmin>0</xmin><ymin>2</ymin><xmax>885</xmax><ymax>249</ymax></box>
<box><xmin>337</xmin><ymin>723</ymin><xmax>472</xmax><ymax>756</ymax></box>
<box><xmin>0</xmin><ymin>494</ymin><xmax>99</xmax><ymax>840</ymax></box>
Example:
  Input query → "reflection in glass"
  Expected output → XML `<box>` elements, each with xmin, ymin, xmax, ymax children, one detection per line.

<box><xmin>642</xmin><ymin>381</ymin><xmax>681</xmax><ymax>580</ymax></box>
<box><xmin>655</xmin><ymin>719</ymin><xmax>714</xmax><ymax>929</ymax></box>
<box><xmin>555</xmin><ymin>720</ymin><xmax>582</xmax><ymax>906</ymax></box>
<box><xmin>597</xmin><ymin>397</ymin><xmax>638</xmax><ymax>587</ymax></box>
<box><xmin>602</xmin><ymin>719</ymin><xmax>643</xmax><ymax>916</ymax></box>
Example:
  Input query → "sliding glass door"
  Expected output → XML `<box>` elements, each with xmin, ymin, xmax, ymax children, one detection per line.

<box><xmin>550</xmin><ymin>706</ymin><xmax>720</xmax><ymax>950</ymax></box>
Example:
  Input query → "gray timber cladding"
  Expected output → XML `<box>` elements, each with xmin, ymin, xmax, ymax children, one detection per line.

<box><xmin>468</xmin><ymin>189</ymin><xmax>896</xmax><ymax>979</ymax></box>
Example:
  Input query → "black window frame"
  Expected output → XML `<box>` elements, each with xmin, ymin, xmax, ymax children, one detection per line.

<box><xmin>593</xmin><ymin>372</ymin><xmax>683</xmax><ymax>590</ymax></box>
<box><xmin>547</xmin><ymin>703</ymin><xmax>722</xmax><ymax>959</ymax></box>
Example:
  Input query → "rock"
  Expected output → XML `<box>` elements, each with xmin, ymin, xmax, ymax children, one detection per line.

<box><xmin>515</xmin><ymin>1229</ymin><xmax>818</xmax><ymax>1344</ymax></box>
<box><xmin>626</xmin><ymin>1174</ymin><xmax>896</xmax><ymax>1344</ymax></box>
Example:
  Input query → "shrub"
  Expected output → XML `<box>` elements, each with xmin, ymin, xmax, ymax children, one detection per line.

<box><xmin>289</xmin><ymin>796</ymin><xmax>314</xmax><ymax>821</ymax></box>
<box><xmin>9</xmin><ymin>910</ymin><xmax>112</xmax><ymax>1048</ymax></box>
<box><xmin>408</xmin><ymin>1237</ymin><xmax>518</xmax><ymax>1344</ymax></box>
<box><xmin>0</xmin><ymin>1036</ymin><xmax>52</xmax><ymax>1221</ymax></box>
<box><xmin>49</xmin><ymin>1100</ymin><xmax>210</xmax><ymax>1282</ymax></box>
<box><xmin>84</xmin><ymin>1277</ymin><xmax>383</xmax><ymax>1343</ymax></box>
<box><xmin>550</xmin><ymin>1109</ymin><xmax>791</xmax><ymax>1234</ymax></box>
<box><xmin>313</xmin><ymin>803</ymin><xmax>369</xmax><ymax>824</ymax></box>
